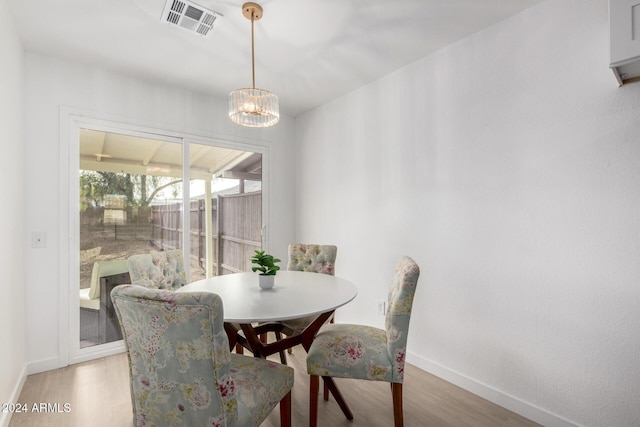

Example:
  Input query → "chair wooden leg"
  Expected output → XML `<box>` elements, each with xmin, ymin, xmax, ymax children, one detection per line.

<box><xmin>280</xmin><ymin>390</ymin><xmax>292</xmax><ymax>427</ymax></box>
<box><xmin>310</xmin><ymin>375</ymin><xmax>319</xmax><ymax>427</ymax></box>
<box><xmin>235</xmin><ymin>343</ymin><xmax>244</xmax><ymax>354</ymax></box>
<box><xmin>391</xmin><ymin>382</ymin><xmax>403</xmax><ymax>427</ymax></box>
<box><xmin>279</xmin><ymin>349</ymin><xmax>287</xmax><ymax>365</ymax></box>
<box><xmin>274</xmin><ymin>331</ymin><xmax>287</xmax><ymax>364</ymax></box>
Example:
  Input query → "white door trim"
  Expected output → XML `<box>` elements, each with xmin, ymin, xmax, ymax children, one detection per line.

<box><xmin>59</xmin><ymin>106</ymin><xmax>270</xmax><ymax>367</ymax></box>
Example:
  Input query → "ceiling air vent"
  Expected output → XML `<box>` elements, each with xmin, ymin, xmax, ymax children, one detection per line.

<box><xmin>161</xmin><ymin>0</ymin><xmax>222</xmax><ymax>37</ymax></box>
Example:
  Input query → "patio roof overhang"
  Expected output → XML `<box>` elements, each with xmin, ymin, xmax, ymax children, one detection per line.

<box><xmin>79</xmin><ymin>129</ymin><xmax>262</xmax><ymax>181</ymax></box>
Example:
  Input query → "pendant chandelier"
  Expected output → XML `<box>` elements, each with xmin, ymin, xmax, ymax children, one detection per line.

<box><xmin>229</xmin><ymin>2</ymin><xmax>279</xmax><ymax>128</ymax></box>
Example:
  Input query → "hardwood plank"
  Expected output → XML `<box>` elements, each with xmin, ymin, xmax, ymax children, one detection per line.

<box><xmin>10</xmin><ymin>347</ymin><xmax>540</xmax><ymax>427</ymax></box>
<box><xmin>9</xmin><ymin>354</ymin><xmax>131</xmax><ymax>427</ymax></box>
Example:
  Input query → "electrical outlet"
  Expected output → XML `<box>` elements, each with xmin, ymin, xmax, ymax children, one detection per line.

<box><xmin>377</xmin><ymin>300</ymin><xmax>386</xmax><ymax>316</ymax></box>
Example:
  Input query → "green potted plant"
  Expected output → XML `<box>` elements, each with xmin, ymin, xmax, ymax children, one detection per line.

<box><xmin>251</xmin><ymin>250</ymin><xmax>281</xmax><ymax>289</ymax></box>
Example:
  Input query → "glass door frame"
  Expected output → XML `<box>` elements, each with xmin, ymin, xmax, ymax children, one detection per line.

<box><xmin>60</xmin><ymin>108</ymin><xmax>270</xmax><ymax>366</ymax></box>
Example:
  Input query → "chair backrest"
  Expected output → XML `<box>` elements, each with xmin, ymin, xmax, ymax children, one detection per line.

<box><xmin>287</xmin><ymin>243</ymin><xmax>337</xmax><ymax>275</ymax></box>
<box><xmin>385</xmin><ymin>256</ymin><xmax>420</xmax><ymax>383</ymax></box>
<box><xmin>111</xmin><ymin>285</ymin><xmax>237</xmax><ymax>426</ymax></box>
<box><xmin>127</xmin><ymin>249</ymin><xmax>186</xmax><ymax>290</ymax></box>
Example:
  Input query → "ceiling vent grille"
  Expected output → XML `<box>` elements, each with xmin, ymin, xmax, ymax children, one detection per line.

<box><xmin>161</xmin><ymin>0</ymin><xmax>222</xmax><ymax>37</ymax></box>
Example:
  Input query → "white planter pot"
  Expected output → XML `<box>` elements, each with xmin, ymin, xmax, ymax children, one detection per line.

<box><xmin>258</xmin><ymin>274</ymin><xmax>275</xmax><ymax>289</ymax></box>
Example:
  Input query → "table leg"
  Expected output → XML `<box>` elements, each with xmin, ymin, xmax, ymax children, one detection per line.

<box><xmin>322</xmin><ymin>376</ymin><xmax>354</xmax><ymax>420</ymax></box>
<box><xmin>223</xmin><ymin>323</ymin><xmax>239</xmax><ymax>351</ymax></box>
<box><xmin>299</xmin><ymin>311</ymin><xmax>354</xmax><ymax>421</ymax></box>
<box><xmin>299</xmin><ymin>311</ymin><xmax>334</xmax><ymax>351</ymax></box>
<box><xmin>236</xmin><ymin>308</ymin><xmax>354</xmax><ymax>420</ymax></box>
<box><xmin>239</xmin><ymin>323</ymin><xmax>266</xmax><ymax>358</ymax></box>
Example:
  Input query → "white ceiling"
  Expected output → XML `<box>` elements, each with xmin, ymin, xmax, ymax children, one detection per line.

<box><xmin>7</xmin><ymin>0</ymin><xmax>545</xmax><ymax>117</ymax></box>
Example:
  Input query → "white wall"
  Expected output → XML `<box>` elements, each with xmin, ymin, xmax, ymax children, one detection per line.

<box><xmin>295</xmin><ymin>1</ymin><xmax>640</xmax><ymax>426</ymax></box>
<box><xmin>0</xmin><ymin>0</ymin><xmax>26</xmax><ymax>425</ymax></box>
<box><xmin>22</xmin><ymin>53</ymin><xmax>296</xmax><ymax>371</ymax></box>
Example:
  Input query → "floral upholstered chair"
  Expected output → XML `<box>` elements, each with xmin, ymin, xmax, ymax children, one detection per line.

<box><xmin>263</xmin><ymin>244</ymin><xmax>338</xmax><ymax>359</ymax></box>
<box><xmin>287</xmin><ymin>243</ymin><xmax>337</xmax><ymax>275</ymax></box>
<box><xmin>306</xmin><ymin>256</ymin><xmax>420</xmax><ymax>427</ymax></box>
<box><xmin>280</xmin><ymin>244</ymin><xmax>337</xmax><ymax>333</ymax></box>
<box><xmin>127</xmin><ymin>250</ymin><xmax>187</xmax><ymax>290</ymax></box>
<box><xmin>111</xmin><ymin>285</ymin><xmax>294</xmax><ymax>427</ymax></box>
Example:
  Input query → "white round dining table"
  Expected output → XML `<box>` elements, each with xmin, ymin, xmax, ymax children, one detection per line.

<box><xmin>176</xmin><ymin>270</ymin><xmax>358</xmax><ymax>324</ymax></box>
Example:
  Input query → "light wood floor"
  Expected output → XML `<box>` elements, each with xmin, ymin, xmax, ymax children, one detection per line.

<box><xmin>10</xmin><ymin>347</ymin><xmax>540</xmax><ymax>427</ymax></box>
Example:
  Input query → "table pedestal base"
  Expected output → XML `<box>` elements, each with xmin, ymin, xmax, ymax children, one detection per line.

<box><xmin>224</xmin><ymin>311</ymin><xmax>354</xmax><ymax>421</ymax></box>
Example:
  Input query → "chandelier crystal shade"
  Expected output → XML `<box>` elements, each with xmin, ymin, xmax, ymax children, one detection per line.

<box><xmin>229</xmin><ymin>2</ymin><xmax>279</xmax><ymax>128</ymax></box>
<box><xmin>229</xmin><ymin>88</ymin><xmax>279</xmax><ymax>127</ymax></box>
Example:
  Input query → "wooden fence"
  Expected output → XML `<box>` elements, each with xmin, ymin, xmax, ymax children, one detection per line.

<box><xmin>151</xmin><ymin>192</ymin><xmax>262</xmax><ymax>276</ymax></box>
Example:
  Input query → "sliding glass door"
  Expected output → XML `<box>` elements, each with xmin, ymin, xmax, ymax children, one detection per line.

<box><xmin>77</xmin><ymin>127</ymin><xmax>262</xmax><ymax>349</ymax></box>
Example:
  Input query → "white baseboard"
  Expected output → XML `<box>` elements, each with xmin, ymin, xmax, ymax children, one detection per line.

<box><xmin>0</xmin><ymin>364</ymin><xmax>27</xmax><ymax>427</ymax></box>
<box><xmin>27</xmin><ymin>341</ymin><xmax>126</xmax><ymax>375</ymax></box>
<box><xmin>69</xmin><ymin>341</ymin><xmax>125</xmax><ymax>366</ymax></box>
<box><xmin>407</xmin><ymin>351</ymin><xmax>580</xmax><ymax>427</ymax></box>
<box><xmin>26</xmin><ymin>356</ymin><xmax>63</xmax><ymax>376</ymax></box>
